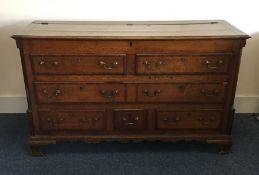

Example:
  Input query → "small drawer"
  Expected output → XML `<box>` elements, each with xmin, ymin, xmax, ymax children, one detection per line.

<box><xmin>31</xmin><ymin>54</ymin><xmax>126</xmax><ymax>75</ymax></box>
<box><xmin>39</xmin><ymin>110</ymin><xmax>105</xmax><ymax>131</ymax></box>
<box><xmin>113</xmin><ymin>109</ymin><xmax>147</xmax><ymax>130</ymax></box>
<box><xmin>136</xmin><ymin>54</ymin><xmax>230</xmax><ymax>74</ymax></box>
<box><xmin>35</xmin><ymin>83</ymin><xmax>126</xmax><ymax>103</ymax></box>
<box><xmin>137</xmin><ymin>83</ymin><xmax>228</xmax><ymax>103</ymax></box>
<box><xmin>156</xmin><ymin>110</ymin><xmax>222</xmax><ymax>129</ymax></box>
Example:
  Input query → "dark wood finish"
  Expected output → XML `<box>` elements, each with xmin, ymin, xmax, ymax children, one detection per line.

<box><xmin>12</xmin><ymin>20</ymin><xmax>249</xmax><ymax>155</ymax></box>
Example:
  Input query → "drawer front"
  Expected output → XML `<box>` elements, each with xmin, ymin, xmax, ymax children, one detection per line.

<box><xmin>137</xmin><ymin>83</ymin><xmax>228</xmax><ymax>103</ymax></box>
<box><xmin>31</xmin><ymin>55</ymin><xmax>126</xmax><ymax>75</ymax></box>
<box><xmin>136</xmin><ymin>54</ymin><xmax>230</xmax><ymax>74</ymax></box>
<box><xmin>113</xmin><ymin>109</ymin><xmax>147</xmax><ymax>130</ymax></box>
<box><xmin>156</xmin><ymin>110</ymin><xmax>222</xmax><ymax>129</ymax></box>
<box><xmin>35</xmin><ymin>83</ymin><xmax>126</xmax><ymax>103</ymax></box>
<box><xmin>39</xmin><ymin>110</ymin><xmax>105</xmax><ymax>131</ymax></box>
<box><xmin>133</xmin><ymin>40</ymin><xmax>234</xmax><ymax>53</ymax></box>
<box><xmin>26</xmin><ymin>40</ymin><xmax>129</xmax><ymax>54</ymax></box>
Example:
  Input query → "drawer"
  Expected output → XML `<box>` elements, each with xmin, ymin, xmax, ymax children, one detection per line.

<box><xmin>113</xmin><ymin>109</ymin><xmax>147</xmax><ymax>130</ymax></box>
<box><xmin>35</xmin><ymin>83</ymin><xmax>126</xmax><ymax>103</ymax></box>
<box><xmin>39</xmin><ymin>110</ymin><xmax>105</xmax><ymax>131</ymax></box>
<box><xmin>156</xmin><ymin>110</ymin><xmax>222</xmax><ymax>129</ymax></box>
<box><xmin>137</xmin><ymin>83</ymin><xmax>228</xmax><ymax>103</ymax></box>
<box><xmin>31</xmin><ymin>54</ymin><xmax>126</xmax><ymax>75</ymax></box>
<box><xmin>136</xmin><ymin>54</ymin><xmax>231</xmax><ymax>74</ymax></box>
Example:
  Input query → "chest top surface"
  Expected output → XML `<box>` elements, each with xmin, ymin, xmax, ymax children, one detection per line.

<box><xmin>12</xmin><ymin>20</ymin><xmax>249</xmax><ymax>39</ymax></box>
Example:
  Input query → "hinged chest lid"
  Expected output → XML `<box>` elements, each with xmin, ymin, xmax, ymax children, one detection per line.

<box><xmin>12</xmin><ymin>20</ymin><xmax>250</xmax><ymax>39</ymax></box>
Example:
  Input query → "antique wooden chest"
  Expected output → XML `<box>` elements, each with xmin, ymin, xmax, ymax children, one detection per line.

<box><xmin>13</xmin><ymin>20</ymin><xmax>249</xmax><ymax>155</ymax></box>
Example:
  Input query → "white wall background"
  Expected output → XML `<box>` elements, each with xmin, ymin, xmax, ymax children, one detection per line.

<box><xmin>0</xmin><ymin>0</ymin><xmax>259</xmax><ymax>113</ymax></box>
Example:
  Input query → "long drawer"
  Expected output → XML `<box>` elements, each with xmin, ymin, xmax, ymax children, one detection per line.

<box><xmin>35</xmin><ymin>83</ymin><xmax>126</xmax><ymax>103</ymax></box>
<box><xmin>156</xmin><ymin>110</ymin><xmax>222</xmax><ymax>129</ymax></box>
<box><xmin>31</xmin><ymin>54</ymin><xmax>126</xmax><ymax>75</ymax></box>
<box><xmin>137</xmin><ymin>82</ymin><xmax>228</xmax><ymax>103</ymax></box>
<box><xmin>136</xmin><ymin>54</ymin><xmax>231</xmax><ymax>74</ymax></box>
<box><xmin>34</xmin><ymin>82</ymin><xmax>228</xmax><ymax>104</ymax></box>
<box><xmin>38</xmin><ymin>109</ymin><xmax>106</xmax><ymax>131</ymax></box>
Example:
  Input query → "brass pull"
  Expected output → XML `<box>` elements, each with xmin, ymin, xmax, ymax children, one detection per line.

<box><xmin>42</xmin><ymin>89</ymin><xmax>61</xmax><ymax>98</ymax></box>
<box><xmin>200</xmin><ymin>89</ymin><xmax>219</xmax><ymax>97</ymax></box>
<box><xmin>198</xmin><ymin>117</ymin><xmax>213</xmax><ymax>125</ymax></box>
<box><xmin>46</xmin><ymin>117</ymin><xmax>51</xmax><ymax>123</ymax></box>
<box><xmin>47</xmin><ymin>117</ymin><xmax>64</xmax><ymax>124</ymax></box>
<box><xmin>205</xmin><ymin>60</ymin><xmax>224</xmax><ymax>69</ymax></box>
<box><xmin>143</xmin><ymin>60</ymin><xmax>151</xmax><ymax>67</ymax></box>
<box><xmin>55</xmin><ymin>89</ymin><xmax>61</xmax><ymax>96</ymax></box>
<box><xmin>174</xmin><ymin>117</ymin><xmax>180</xmax><ymax>122</ymax></box>
<box><xmin>122</xmin><ymin>116</ymin><xmax>139</xmax><ymax>121</ymax></box>
<box><xmin>42</xmin><ymin>89</ymin><xmax>49</xmax><ymax>96</ymax></box>
<box><xmin>143</xmin><ymin>60</ymin><xmax>164</xmax><ymax>69</ymax></box>
<box><xmin>126</xmin><ymin>122</ymin><xmax>136</xmax><ymax>126</ymax></box>
<box><xmin>46</xmin><ymin>117</ymin><xmax>64</xmax><ymax>124</ymax></box>
<box><xmin>79</xmin><ymin>117</ymin><xmax>99</xmax><ymax>125</ymax></box>
<box><xmin>39</xmin><ymin>60</ymin><xmax>45</xmax><ymax>65</ymax></box>
<box><xmin>142</xmin><ymin>89</ymin><xmax>161</xmax><ymax>97</ymax></box>
<box><xmin>163</xmin><ymin>117</ymin><xmax>181</xmax><ymax>123</ymax></box>
<box><xmin>94</xmin><ymin>117</ymin><xmax>100</xmax><ymax>121</ymax></box>
<box><xmin>99</xmin><ymin>60</ymin><xmax>119</xmax><ymax>70</ymax></box>
<box><xmin>53</xmin><ymin>61</ymin><xmax>59</xmax><ymax>66</ymax></box>
<box><xmin>99</xmin><ymin>89</ymin><xmax>119</xmax><ymax>98</ymax></box>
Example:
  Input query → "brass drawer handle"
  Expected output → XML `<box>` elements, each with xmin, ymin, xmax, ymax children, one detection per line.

<box><xmin>39</xmin><ymin>60</ymin><xmax>45</xmax><ymax>65</ymax></box>
<box><xmin>99</xmin><ymin>89</ymin><xmax>119</xmax><ymax>98</ymax></box>
<box><xmin>122</xmin><ymin>116</ymin><xmax>139</xmax><ymax>121</ymax></box>
<box><xmin>79</xmin><ymin>117</ymin><xmax>99</xmax><ymax>125</ymax></box>
<box><xmin>126</xmin><ymin>122</ymin><xmax>136</xmax><ymax>126</ymax></box>
<box><xmin>142</xmin><ymin>89</ymin><xmax>161</xmax><ymax>97</ymax></box>
<box><xmin>42</xmin><ymin>89</ymin><xmax>61</xmax><ymax>98</ymax></box>
<box><xmin>200</xmin><ymin>89</ymin><xmax>219</xmax><ymax>97</ymax></box>
<box><xmin>163</xmin><ymin>117</ymin><xmax>181</xmax><ymax>123</ymax></box>
<box><xmin>99</xmin><ymin>60</ymin><xmax>119</xmax><ymax>70</ymax></box>
<box><xmin>198</xmin><ymin>117</ymin><xmax>215</xmax><ymax>125</ymax></box>
<box><xmin>143</xmin><ymin>60</ymin><xmax>164</xmax><ymax>69</ymax></box>
<box><xmin>55</xmin><ymin>89</ymin><xmax>61</xmax><ymax>96</ymax></box>
<box><xmin>43</xmin><ymin>89</ymin><xmax>49</xmax><ymax>96</ymax></box>
<box><xmin>53</xmin><ymin>61</ymin><xmax>59</xmax><ymax>66</ymax></box>
<box><xmin>204</xmin><ymin>60</ymin><xmax>224</xmax><ymax>69</ymax></box>
<box><xmin>47</xmin><ymin>117</ymin><xmax>64</xmax><ymax>124</ymax></box>
<box><xmin>46</xmin><ymin>117</ymin><xmax>51</xmax><ymax>123</ymax></box>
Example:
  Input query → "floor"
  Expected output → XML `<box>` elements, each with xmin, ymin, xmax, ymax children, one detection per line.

<box><xmin>0</xmin><ymin>113</ymin><xmax>258</xmax><ymax>175</ymax></box>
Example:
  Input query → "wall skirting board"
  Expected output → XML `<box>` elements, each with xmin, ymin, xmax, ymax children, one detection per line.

<box><xmin>234</xmin><ymin>96</ymin><xmax>259</xmax><ymax>113</ymax></box>
<box><xmin>0</xmin><ymin>96</ymin><xmax>258</xmax><ymax>113</ymax></box>
<box><xmin>0</xmin><ymin>96</ymin><xmax>27</xmax><ymax>113</ymax></box>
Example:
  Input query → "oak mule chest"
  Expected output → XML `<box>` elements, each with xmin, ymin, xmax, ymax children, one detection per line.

<box><xmin>13</xmin><ymin>20</ymin><xmax>249</xmax><ymax>156</ymax></box>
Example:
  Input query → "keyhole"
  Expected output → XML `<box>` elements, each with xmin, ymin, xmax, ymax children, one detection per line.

<box><xmin>129</xmin><ymin>41</ymin><xmax>133</xmax><ymax>46</ymax></box>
